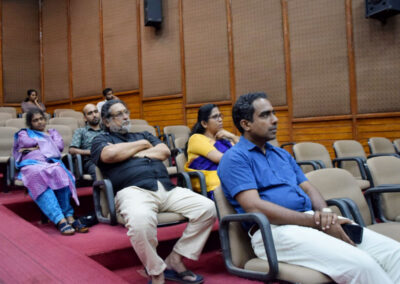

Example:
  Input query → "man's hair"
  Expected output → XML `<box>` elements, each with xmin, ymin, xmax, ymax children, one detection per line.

<box><xmin>102</xmin><ymin>88</ymin><xmax>113</xmax><ymax>96</ymax></box>
<box><xmin>101</xmin><ymin>99</ymin><xmax>127</xmax><ymax>120</ymax></box>
<box><xmin>26</xmin><ymin>109</ymin><xmax>45</xmax><ymax>129</ymax></box>
<box><xmin>232</xmin><ymin>92</ymin><xmax>268</xmax><ymax>134</ymax></box>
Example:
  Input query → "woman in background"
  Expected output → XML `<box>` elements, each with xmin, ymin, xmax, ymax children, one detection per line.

<box><xmin>185</xmin><ymin>104</ymin><xmax>238</xmax><ymax>199</ymax></box>
<box><xmin>21</xmin><ymin>89</ymin><xmax>46</xmax><ymax>113</ymax></box>
<box><xmin>13</xmin><ymin>109</ymin><xmax>88</xmax><ymax>235</ymax></box>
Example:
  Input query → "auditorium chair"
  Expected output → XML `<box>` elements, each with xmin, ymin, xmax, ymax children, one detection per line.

<box><xmin>5</xmin><ymin>118</ymin><xmax>26</xmax><ymax>130</ymax></box>
<box><xmin>49</xmin><ymin>117</ymin><xmax>79</xmax><ymax>132</ymax></box>
<box><xmin>163</xmin><ymin>125</ymin><xmax>190</xmax><ymax>151</ymax></box>
<box><xmin>0</xmin><ymin>127</ymin><xmax>18</xmax><ymax>191</ymax></box>
<box><xmin>59</xmin><ymin>111</ymin><xmax>85</xmax><ymax>128</ymax></box>
<box><xmin>53</xmin><ymin>108</ymin><xmax>75</xmax><ymax>117</ymax></box>
<box><xmin>293</xmin><ymin>142</ymin><xmax>370</xmax><ymax>190</ymax></box>
<box><xmin>306</xmin><ymin>168</ymin><xmax>400</xmax><ymax>241</ymax></box>
<box><xmin>394</xmin><ymin>138</ymin><xmax>400</xmax><ymax>154</ymax></box>
<box><xmin>0</xmin><ymin>112</ymin><xmax>14</xmax><ymax>126</ymax></box>
<box><xmin>0</xmin><ymin>107</ymin><xmax>17</xmax><ymax>118</ymax></box>
<box><xmin>366</xmin><ymin>156</ymin><xmax>400</xmax><ymax>223</ymax></box>
<box><xmin>92</xmin><ymin>166</ymin><xmax>190</xmax><ymax>227</ymax></box>
<box><xmin>130</xmin><ymin>119</ymin><xmax>148</xmax><ymax>125</ymax></box>
<box><xmin>213</xmin><ymin>186</ymin><xmax>332</xmax><ymax>283</ymax></box>
<box><xmin>368</xmin><ymin>137</ymin><xmax>400</xmax><ymax>158</ymax></box>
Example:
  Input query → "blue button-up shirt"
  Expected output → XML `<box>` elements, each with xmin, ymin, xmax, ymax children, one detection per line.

<box><xmin>218</xmin><ymin>136</ymin><xmax>312</xmax><ymax>216</ymax></box>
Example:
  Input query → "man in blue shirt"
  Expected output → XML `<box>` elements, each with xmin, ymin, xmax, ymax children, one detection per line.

<box><xmin>218</xmin><ymin>93</ymin><xmax>400</xmax><ymax>284</ymax></box>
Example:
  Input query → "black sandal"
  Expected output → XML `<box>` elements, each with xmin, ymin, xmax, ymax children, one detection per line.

<box><xmin>58</xmin><ymin>222</ymin><xmax>75</xmax><ymax>236</ymax></box>
<box><xmin>70</xmin><ymin>219</ymin><xmax>89</xmax><ymax>233</ymax></box>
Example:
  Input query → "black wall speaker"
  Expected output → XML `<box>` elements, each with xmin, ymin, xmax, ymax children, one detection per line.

<box><xmin>144</xmin><ymin>0</ymin><xmax>162</xmax><ymax>28</ymax></box>
<box><xmin>366</xmin><ymin>0</ymin><xmax>400</xmax><ymax>21</ymax></box>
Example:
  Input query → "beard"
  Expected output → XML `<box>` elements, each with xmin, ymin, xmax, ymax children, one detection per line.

<box><xmin>109</xmin><ymin>120</ymin><xmax>131</xmax><ymax>134</ymax></box>
<box><xmin>87</xmin><ymin>117</ymin><xmax>100</xmax><ymax>126</ymax></box>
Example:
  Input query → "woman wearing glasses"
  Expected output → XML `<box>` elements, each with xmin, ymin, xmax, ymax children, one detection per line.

<box><xmin>185</xmin><ymin>104</ymin><xmax>238</xmax><ymax>199</ymax></box>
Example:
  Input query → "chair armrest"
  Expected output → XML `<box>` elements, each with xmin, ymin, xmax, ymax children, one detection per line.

<box><xmin>154</xmin><ymin>125</ymin><xmax>161</xmax><ymax>138</ymax></box>
<box><xmin>338</xmin><ymin>198</ymin><xmax>367</xmax><ymax>227</ymax></box>
<box><xmin>332</xmin><ymin>156</ymin><xmax>368</xmax><ymax>180</ymax></box>
<box><xmin>169</xmin><ymin>172</ymin><xmax>192</xmax><ymax>190</ymax></box>
<box><xmin>364</xmin><ymin>185</ymin><xmax>400</xmax><ymax>223</ymax></box>
<box><xmin>7</xmin><ymin>156</ymin><xmax>15</xmax><ymax>187</ymax></box>
<box><xmin>72</xmin><ymin>154</ymin><xmax>84</xmax><ymax>180</ymax></box>
<box><xmin>61</xmin><ymin>153</ymin><xmax>74</xmax><ymax>174</ymax></box>
<box><xmin>186</xmin><ymin>171</ymin><xmax>208</xmax><ymax>197</ymax></box>
<box><xmin>280</xmin><ymin>142</ymin><xmax>295</xmax><ymax>151</ymax></box>
<box><xmin>296</xmin><ymin>160</ymin><xmax>323</xmax><ymax>170</ymax></box>
<box><xmin>219</xmin><ymin>212</ymin><xmax>278</xmax><ymax>282</ymax></box>
<box><xmin>367</xmin><ymin>153</ymin><xmax>400</xmax><ymax>159</ymax></box>
<box><xmin>92</xmin><ymin>179</ymin><xmax>117</xmax><ymax>225</ymax></box>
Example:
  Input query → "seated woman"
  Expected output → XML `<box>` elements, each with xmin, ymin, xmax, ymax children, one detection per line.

<box><xmin>185</xmin><ymin>104</ymin><xmax>239</xmax><ymax>199</ymax></box>
<box><xmin>13</xmin><ymin>109</ymin><xmax>88</xmax><ymax>235</ymax></box>
<box><xmin>21</xmin><ymin>89</ymin><xmax>46</xmax><ymax>113</ymax></box>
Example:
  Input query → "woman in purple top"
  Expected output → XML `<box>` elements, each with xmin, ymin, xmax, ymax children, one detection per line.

<box><xmin>21</xmin><ymin>89</ymin><xmax>46</xmax><ymax>113</ymax></box>
<box><xmin>13</xmin><ymin>109</ymin><xmax>88</xmax><ymax>235</ymax></box>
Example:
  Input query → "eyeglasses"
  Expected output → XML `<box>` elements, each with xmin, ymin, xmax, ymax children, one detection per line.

<box><xmin>209</xmin><ymin>113</ymin><xmax>224</xmax><ymax>120</ymax></box>
<box><xmin>111</xmin><ymin>109</ymin><xmax>130</xmax><ymax>119</ymax></box>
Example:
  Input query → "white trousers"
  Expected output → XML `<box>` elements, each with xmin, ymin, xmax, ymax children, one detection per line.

<box><xmin>251</xmin><ymin>220</ymin><xmax>400</xmax><ymax>284</ymax></box>
<box><xmin>114</xmin><ymin>183</ymin><xmax>216</xmax><ymax>276</ymax></box>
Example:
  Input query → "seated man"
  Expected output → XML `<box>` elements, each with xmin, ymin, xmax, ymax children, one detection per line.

<box><xmin>97</xmin><ymin>88</ymin><xmax>118</xmax><ymax>112</ymax></box>
<box><xmin>218</xmin><ymin>92</ymin><xmax>400</xmax><ymax>284</ymax></box>
<box><xmin>91</xmin><ymin>100</ymin><xmax>216</xmax><ymax>284</ymax></box>
<box><xmin>69</xmin><ymin>104</ymin><xmax>104</xmax><ymax>180</ymax></box>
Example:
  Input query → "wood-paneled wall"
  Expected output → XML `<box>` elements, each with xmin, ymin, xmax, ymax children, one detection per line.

<box><xmin>0</xmin><ymin>0</ymin><xmax>399</xmax><ymax>157</ymax></box>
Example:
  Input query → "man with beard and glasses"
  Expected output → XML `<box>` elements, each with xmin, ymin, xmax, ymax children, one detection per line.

<box><xmin>218</xmin><ymin>92</ymin><xmax>400</xmax><ymax>284</ymax></box>
<box><xmin>69</xmin><ymin>104</ymin><xmax>105</xmax><ymax>180</ymax></box>
<box><xmin>91</xmin><ymin>100</ymin><xmax>216</xmax><ymax>284</ymax></box>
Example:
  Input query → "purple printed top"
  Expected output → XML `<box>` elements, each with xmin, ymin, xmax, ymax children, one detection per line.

<box><xmin>13</xmin><ymin>129</ymin><xmax>78</xmax><ymax>204</ymax></box>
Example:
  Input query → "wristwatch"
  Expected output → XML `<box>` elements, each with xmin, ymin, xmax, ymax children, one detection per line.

<box><xmin>321</xmin><ymin>207</ymin><xmax>333</xmax><ymax>213</ymax></box>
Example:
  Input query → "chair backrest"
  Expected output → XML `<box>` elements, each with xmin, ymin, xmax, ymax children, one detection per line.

<box><xmin>46</xmin><ymin>125</ymin><xmax>72</xmax><ymax>154</ymax></box>
<box><xmin>130</xmin><ymin>119</ymin><xmax>149</xmax><ymax>125</ymax></box>
<box><xmin>129</xmin><ymin>124</ymin><xmax>157</xmax><ymax>136</ymax></box>
<box><xmin>366</xmin><ymin>156</ymin><xmax>400</xmax><ymax>221</ymax></box>
<box><xmin>213</xmin><ymin>186</ymin><xmax>256</xmax><ymax>268</ymax></box>
<box><xmin>49</xmin><ymin>117</ymin><xmax>79</xmax><ymax>132</ymax></box>
<box><xmin>333</xmin><ymin>140</ymin><xmax>366</xmax><ymax>179</ymax></box>
<box><xmin>368</xmin><ymin>137</ymin><xmax>396</xmax><ymax>155</ymax></box>
<box><xmin>0</xmin><ymin>112</ymin><xmax>14</xmax><ymax>126</ymax></box>
<box><xmin>306</xmin><ymin>168</ymin><xmax>373</xmax><ymax>226</ymax></box>
<box><xmin>394</xmin><ymin>139</ymin><xmax>400</xmax><ymax>153</ymax></box>
<box><xmin>5</xmin><ymin>118</ymin><xmax>26</xmax><ymax>129</ymax></box>
<box><xmin>163</xmin><ymin>125</ymin><xmax>190</xmax><ymax>149</ymax></box>
<box><xmin>0</xmin><ymin>107</ymin><xmax>17</xmax><ymax>118</ymax></box>
<box><xmin>0</xmin><ymin>127</ymin><xmax>18</xmax><ymax>159</ymax></box>
<box><xmin>175</xmin><ymin>152</ymin><xmax>187</xmax><ymax>173</ymax></box>
<box><xmin>53</xmin><ymin>108</ymin><xmax>75</xmax><ymax>117</ymax></box>
<box><xmin>59</xmin><ymin>111</ymin><xmax>85</xmax><ymax>127</ymax></box>
<box><xmin>174</xmin><ymin>137</ymin><xmax>187</xmax><ymax>149</ymax></box>
<box><xmin>293</xmin><ymin>142</ymin><xmax>332</xmax><ymax>173</ymax></box>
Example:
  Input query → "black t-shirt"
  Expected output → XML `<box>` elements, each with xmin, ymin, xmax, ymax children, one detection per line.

<box><xmin>91</xmin><ymin>131</ymin><xmax>175</xmax><ymax>192</ymax></box>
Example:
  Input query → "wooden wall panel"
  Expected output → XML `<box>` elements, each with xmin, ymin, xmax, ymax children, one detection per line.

<box><xmin>102</xmin><ymin>0</ymin><xmax>139</xmax><ymax>92</ymax></box>
<box><xmin>288</xmin><ymin>0</ymin><xmax>350</xmax><ymax>118</ymax></box>
<box><xmin>183</xmin><ymin>0</ymin><xmax>230</xmax><ymax>104</ymax></box>
<box><xmin>143</xmin><ymin>98</ymin><xmax>184</xmax><ymax>130</ymax></box>
<box><xmin>70</xmin><ymin>0</ymin><xmax>102</xmax><ymax>98</ymax></box>
<box><xmin>2</xmin><ymin>0</ymin><xmax>40</xmax><ymax>103</ymax></box>
<box><xmin>352</xmin><ymin>0</ymin><xmax>400</xmax><ymax>114</ymax></box>
<box><xmin>231</xmin><ymin>0</ymin><xmax>286</xmax><ymax>106</ymax></box>
<box><xmin>293</xmin><ymin>120</ymin><xmax>353</xmax><ymax>157</ymax></box>
<box><xmin>42</xmin><ymin>0</ymin><xmax>69</xmax><ymax>102</ymax></box>
<box><xmin>141</xmin><ymin>0</ymin><xmax>181</xmax><ymax>98</ymax></box>
<box><xmin>276</xmin><ymin>109</ymin><xmax>290</xmax><ymax>145</ymax></box>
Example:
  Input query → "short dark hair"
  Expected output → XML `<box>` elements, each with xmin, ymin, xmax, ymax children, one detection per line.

<box><xmin>102</xmin><ymin>88</ymin><xmax>113</xmax><ymax>96</ymax></box>
<box><xmin>26</xmin><ymin>109</ymin><xmax>45</xmax><ymax>129</ymax></box>
<box><xmin>232</xmin><ymin>92</ymin><xmax>268</xmax><ymax>134</ymax></box>
<box><xmin>25</xmin><ymin>89</ymin><xmax>38</xmax><ymax>102</ymax></box>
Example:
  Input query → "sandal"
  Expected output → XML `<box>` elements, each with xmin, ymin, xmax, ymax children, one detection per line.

<box><xmin>70</xmin><ymin>219</ymin><xmax>89</xmax><ymax>233</ymax></box>
<box><xmin>164</xmin><ymin>269</ymin><xmax>204</xmax><ymax>284</ymax></box>
<box><xmin>58</xmin><ymin>222</ymin><xmax>75</xmax><ymax>236</ymax></box>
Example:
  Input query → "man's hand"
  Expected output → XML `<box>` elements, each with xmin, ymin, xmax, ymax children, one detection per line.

<box><xmin>324</xmin><ymin>218</ymin><xmax>355</xmax><ymax>246</ymax></box>
<box><xmin>314</xmin><ymin>210</ymin><xmax>338</xmax><ymax>231</ymax></box>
